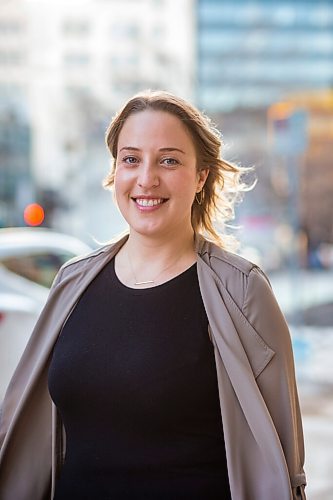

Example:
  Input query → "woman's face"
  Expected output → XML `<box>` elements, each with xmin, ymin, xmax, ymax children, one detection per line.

<box><xmin>114</xmin><ymin>109</ymin><xmax>208</xmax><ymax>240</ymax></box>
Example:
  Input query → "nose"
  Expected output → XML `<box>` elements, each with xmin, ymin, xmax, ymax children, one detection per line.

<box><xmin>137</xmin><ymin>161</ymin><xmax>159</xmax><ymax>189</ymax></box>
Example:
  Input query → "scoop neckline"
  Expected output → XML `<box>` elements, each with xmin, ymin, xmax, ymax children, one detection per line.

<box><xmin>111</xmin><ymin>258</ymin><xmax>197</xmax><ymax>295</ymax></box>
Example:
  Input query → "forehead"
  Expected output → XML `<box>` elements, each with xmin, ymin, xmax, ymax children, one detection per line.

<box><xmin>117</xmin><ymin>110</ymin><xmax>196</xmax><ymax>154</ymax></box>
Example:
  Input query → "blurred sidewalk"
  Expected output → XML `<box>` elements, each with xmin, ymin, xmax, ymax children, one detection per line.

<box><xmin>299</xmin><ymin>383</ymin><xmax>333</xmax><ymax>500</ymax></box>
<box><xmin>270</xmin><ymin>269</ymin><xmax>333</xmax><ymax>499</ymax></box>
<box><xmin>292</xmin><ymin>325</ymin><xmax>333</xmax><ymax>500</ymax></box>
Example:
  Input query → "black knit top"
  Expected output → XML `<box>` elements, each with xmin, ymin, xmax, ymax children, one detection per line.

<box><xmin>48</xmin><ymin>258</ymin><xmax>231</xmax><ymax>499</ymax></box>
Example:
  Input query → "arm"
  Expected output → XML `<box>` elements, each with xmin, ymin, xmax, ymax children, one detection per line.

<box><xmin>242</xmin><ymin>267</ymin><xmax>306</xmax><ymax>499</ymax></box>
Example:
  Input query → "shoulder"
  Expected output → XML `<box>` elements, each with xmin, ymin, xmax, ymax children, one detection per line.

<box><xmin>197</xmin><ymin>237</ymin><xmax>289</xmax><ymax>357</ymax></box>
<box><xmin>196</xmin><ymin>236</ymin><xmax>272</xmax><ymax>310</ymax></box>
<box><xmin>199</xmin><ymin>237</ymin><xmax>255</xmax><ymax>274</ymax></box>
<box><xmin>52</xmin><ymin>235</ymin><xmax>128</xmax><ymax>286</ymax></box>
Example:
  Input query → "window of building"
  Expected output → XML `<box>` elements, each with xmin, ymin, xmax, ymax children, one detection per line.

<box><xmin>65</xmin><ymin>85</ymin><xmax>92</xmax><ymax>98</ymax></box>
<box><xmin>0</xmin><ymin>21</ymin><xmax>22</xmax><ymax>34</ymax></box>
<box><xmin>296</xmin><ymin>3</ymin><xmax>333</xmax><ymax>27</ymax></box>
<box><xmin>273</xmin><ymin>5</ymin><xmax>296</xmax><ymax>26</ymax></box>
<box><xmin>152</xmin><ymin>24</ymin><xmax>165</xmax><ymax>40</ymax></box>
<box><xmin>110</xmin><ymin>24</ymin><xmax>139</xmax><ymax>39</ymax></box>
<box><xmin>63</xmin><ymin>53</ymin><xmax>91</xmax><ymax>66</ymax></box>
<box><xmin>110</xmin><ymin>54</ymin><xmax>138</xmax><ymax>67</ymax></box>
<box><xmin>312</xmin><ymin>6</ymin><xmax>333</xmax><ymax>26</ymax></box>
<box><xmin>0</xmin><ymin>51</ymin><xmax>24</xmax><ymax>65</ymax></box>
<box><xmin>62</xmin><ymin>20</ymin><xmax>91</xmax><ymax>36</ymax></box>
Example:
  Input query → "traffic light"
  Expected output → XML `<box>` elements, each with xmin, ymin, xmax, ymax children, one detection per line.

<box><xmin>23</xmin><ymin>203</ymin><xmax>45</xmax><ymax>226</ymax></box>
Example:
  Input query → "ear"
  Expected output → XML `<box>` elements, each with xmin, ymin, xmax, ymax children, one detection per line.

<box><xmin>196</xmin><ymin>168</ymin><xmax>209</xmax><ymax>192</ymax></box>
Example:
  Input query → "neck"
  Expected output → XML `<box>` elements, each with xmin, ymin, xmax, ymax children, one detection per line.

<box><xmin>125</xmin><ymin>227</ymin><xmax>196</xmax><ymax>263</ymax></box>
<box><xmin>115</xmin><ymin>227</ymin><xmax>198</xmax><ymax>288</ymax></box>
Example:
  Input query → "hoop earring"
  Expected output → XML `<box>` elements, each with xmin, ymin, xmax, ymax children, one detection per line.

<box><xmin>195</xmin><ymin>190</ymin><xmax>203</xmax><ymax>205</ymax></box>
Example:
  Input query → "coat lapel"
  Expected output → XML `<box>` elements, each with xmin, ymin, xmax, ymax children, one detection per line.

<box><xmin>196</xmin><ymin>252</ymin><xmax>292</xmax><ymax>499</ymax></box>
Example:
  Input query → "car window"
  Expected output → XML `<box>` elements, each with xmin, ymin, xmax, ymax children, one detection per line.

<box><xmin>0</xmin><ymin>252</ymin><xmax>75</xmax><ymax>288</ymax></box>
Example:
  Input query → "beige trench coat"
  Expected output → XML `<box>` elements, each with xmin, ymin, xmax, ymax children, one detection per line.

<box><xmin>0</xmin><ymin>235</ymin><xmax>306</xmax><ymax>499</ymax></box>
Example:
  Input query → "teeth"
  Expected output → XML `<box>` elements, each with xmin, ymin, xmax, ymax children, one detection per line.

<box><xmin>136</xmin><ymin>198</ymin><xmax>164</xmax><ymax>207</ymax></box>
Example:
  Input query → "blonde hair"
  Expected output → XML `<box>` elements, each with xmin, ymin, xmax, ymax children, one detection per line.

<box><xmin>104</xmin><ymin>90</ymin><xmax>250</xmax><ymax>250</ymax></box>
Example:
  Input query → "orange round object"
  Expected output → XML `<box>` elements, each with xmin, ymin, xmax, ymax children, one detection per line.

<box><xmin>24</xmin><ymin>203</ymin><xmax>45</xmax><ymax>226</ymax></box>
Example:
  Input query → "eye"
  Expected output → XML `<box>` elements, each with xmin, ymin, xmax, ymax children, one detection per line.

<box><xmin>122</xmin><ymin>155</ymin><xmax>139</xmax><ymax>165</ymax></box>
<box><xmin>161</xmin><ymin>157</ymin><xmax>179</xmax><ymax>167</ymax></box>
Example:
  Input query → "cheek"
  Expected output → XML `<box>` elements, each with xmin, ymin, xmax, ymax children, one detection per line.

<box><xmin>179</xmin><ymin>171</ymin><xmax>200</xmax><ymax>195</ymax></box>
<box><xmin>114</xmin><ymin>166</ymin><xmax>132</xmax><ymax>192</ymax></box>
<box><xmin>114</xmin><ymin>172</ymin><xmax>129</xmax><ymax>207</ymax></box>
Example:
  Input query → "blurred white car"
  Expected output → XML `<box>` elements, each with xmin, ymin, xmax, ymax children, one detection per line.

<box><xmin>0</xmin><ymin>227</ymin><xmax>92</xmax><ymax>401</ymax></box>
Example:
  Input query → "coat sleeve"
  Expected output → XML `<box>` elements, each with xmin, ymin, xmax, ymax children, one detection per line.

<box><xmin>242</xmin><ymin>267</ymin><xmax>307</xmax><ymax>499</ymax></box>
<box><xmin>0</xmin><ymin>261</ymin><xmax>66</xmax><ymax>445</ymax></box>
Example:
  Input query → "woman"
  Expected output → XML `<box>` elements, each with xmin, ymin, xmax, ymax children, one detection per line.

<box><xmin>0</xmin><ymin>91</ymin><xmax>306</xmax><ymax>499</ymax></box>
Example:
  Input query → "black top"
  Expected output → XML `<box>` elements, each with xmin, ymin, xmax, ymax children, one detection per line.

<box><xmin>48</xmin><ymin>259</ymin><xmax>231</xmax><ymax>499</ymax></box>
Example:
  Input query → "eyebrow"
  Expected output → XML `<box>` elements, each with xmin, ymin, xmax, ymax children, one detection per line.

<box><xmin>119</xmin><ymin>146</ymin><xmax>186</xmax><ymax>154</ymax></box>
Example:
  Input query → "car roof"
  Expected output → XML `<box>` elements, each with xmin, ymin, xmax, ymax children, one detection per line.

<box><xmin>0</xmin><ymin>227</ymin><xmax>92</xmax><ymax>258</ymax></box>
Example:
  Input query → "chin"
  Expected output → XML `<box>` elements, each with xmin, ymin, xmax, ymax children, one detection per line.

<box><xmin>133</xmin><ymin>226</ymin><xmax>165</xmax><ymax>238</ymax></box>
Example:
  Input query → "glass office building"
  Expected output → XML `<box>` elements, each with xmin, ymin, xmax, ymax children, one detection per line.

<box><xmin>197</xmin><ymin>0</ymin><xmax>333</xmax><ymax>111</ymax></box>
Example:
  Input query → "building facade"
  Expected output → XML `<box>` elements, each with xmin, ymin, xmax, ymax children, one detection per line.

<box><xmin>197</xmin><ymin>0</ymin><xmax>333</xmax><ymax>112</ymax></box>
<box><xmin>0</xmin><ymin>0</ymin><xmax>195</xmax><ymax>189</ymax></box>
<box><xmin>0</xmin><ymin>0</ymin><xmax>195</xmax><ymax>231</ymax></box>
<box><xmin>196</xmin><ymin>0</ymin><xmax>333</xmax><ymax>265</ymax></box>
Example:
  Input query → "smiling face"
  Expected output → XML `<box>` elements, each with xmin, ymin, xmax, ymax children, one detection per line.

<box><xmin>114</xmin><ymin>110</ymin><xmax>208</xmax><ymax>242</ymax></box>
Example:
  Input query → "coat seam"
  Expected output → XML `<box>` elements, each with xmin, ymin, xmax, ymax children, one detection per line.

<box><xmin>208</xmin><ymin>253</ymin><xmax>256</xmax><ymax>278</ymax></box>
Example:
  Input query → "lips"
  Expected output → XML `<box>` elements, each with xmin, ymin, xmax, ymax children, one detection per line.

<box><xmin>132</xmin><ymin>197</ymin><xmax>168</xmax><ymax>207</ymax></box>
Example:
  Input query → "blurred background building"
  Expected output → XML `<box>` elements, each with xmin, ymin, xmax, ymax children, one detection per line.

<box><xmin>0</xmin><ymin>0</ymin><xmax>195</xmax><ymax>235</ymax></box>
<box><xmin>197</xmin><ymin>0</ymin><xmax>333</xmax><ymax>270</ymax></box>
<box><xmin>1</xmin><ymin>1</ymin><xmax>333</xmax><ymax>497</ymax></box>
<box><xmin>197</xmin><ymin>0</ymin><xmax>333</xmax><ymax>111</ymax></box>
<box><xmin>1</xmin><ymin>0</ymin><xmax>332</xmax><ymax>262</ymax></box>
